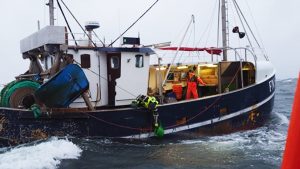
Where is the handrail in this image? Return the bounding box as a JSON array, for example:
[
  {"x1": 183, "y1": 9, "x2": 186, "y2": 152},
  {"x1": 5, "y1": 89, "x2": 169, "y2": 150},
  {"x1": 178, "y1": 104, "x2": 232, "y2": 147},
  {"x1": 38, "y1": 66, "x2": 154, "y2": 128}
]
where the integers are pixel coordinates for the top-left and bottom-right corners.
[
  {"x1": 227, "y1": 47, "x2": 258, "y2": 81},
  {"x1": 65, "y1": 32, "x2": 104, "y2": 47}
]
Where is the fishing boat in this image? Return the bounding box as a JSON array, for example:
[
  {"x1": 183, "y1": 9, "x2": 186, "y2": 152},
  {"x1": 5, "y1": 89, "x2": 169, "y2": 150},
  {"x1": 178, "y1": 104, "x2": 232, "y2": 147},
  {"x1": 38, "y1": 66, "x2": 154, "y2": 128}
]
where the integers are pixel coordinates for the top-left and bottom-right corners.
[{"x1": 0, "y1": 0, "x2": 275, "y2": 146}]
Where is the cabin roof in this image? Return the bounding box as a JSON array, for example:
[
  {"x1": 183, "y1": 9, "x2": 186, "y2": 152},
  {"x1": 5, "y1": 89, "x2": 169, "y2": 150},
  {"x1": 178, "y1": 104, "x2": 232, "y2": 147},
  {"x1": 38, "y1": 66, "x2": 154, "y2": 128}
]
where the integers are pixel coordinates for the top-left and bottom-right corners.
[
  {"x1": 67, "y1": 46, "x2": 155, "y2": 55},
  {"x1": 96, "y1": 47, "x2": 155, "y2": 55}
]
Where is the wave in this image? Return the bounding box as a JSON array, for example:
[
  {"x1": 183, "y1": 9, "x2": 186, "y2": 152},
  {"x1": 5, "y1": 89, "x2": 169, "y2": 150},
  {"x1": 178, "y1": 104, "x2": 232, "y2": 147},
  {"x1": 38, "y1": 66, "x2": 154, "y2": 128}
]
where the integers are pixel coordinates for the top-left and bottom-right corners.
[
  {"x1": 277, "y1": 78, "x2": 297, "y2": 83},
  {"x1": 179, "y1": 124, "x2": 286, "y2": 158},
  {"x1": 0, "y1": 137, "x2": 82, "y2": 169},
  {"x1": 274, "y1": 112, "x2": 289, "y2": 125}
]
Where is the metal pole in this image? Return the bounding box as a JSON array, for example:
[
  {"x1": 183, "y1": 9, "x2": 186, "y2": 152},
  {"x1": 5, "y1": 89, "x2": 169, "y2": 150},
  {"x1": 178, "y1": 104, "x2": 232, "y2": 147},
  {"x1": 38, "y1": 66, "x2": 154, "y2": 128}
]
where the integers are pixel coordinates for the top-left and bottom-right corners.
[
  {"x1": 49, "y1": 0, "x2": 55, "y2": 26},
  {"x1": 37, "y1": 20, "x2": 40, "y2": 30},
  {"x1": 162, "y1": 15, "x2": 195, "y2": 86},
  {"x1": 82, "y1": 92, "x2": 95, "y2": 111},
  {"x1": 221, "y1": 0, "x2": 228, "y2": 61},
  {"x1": 245, "y1": 48, "x2": 248, "y2": 61},
  {"x1": 157, "y1": 56, "x2": 164, "y2": 104},
  {"x1": 218, "y1": 62, "x2": 222, "y2": 94},
  {"x1": 240, "y1": 59, "x2": 244, "y2": 88}
]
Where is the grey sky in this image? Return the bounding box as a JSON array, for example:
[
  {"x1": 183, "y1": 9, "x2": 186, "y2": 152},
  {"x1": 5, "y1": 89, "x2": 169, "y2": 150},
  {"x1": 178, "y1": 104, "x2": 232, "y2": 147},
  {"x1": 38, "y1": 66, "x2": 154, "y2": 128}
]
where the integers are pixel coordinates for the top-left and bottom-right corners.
[{"x1": 0, "y1": 0, "x2": 299, "y2": 85}]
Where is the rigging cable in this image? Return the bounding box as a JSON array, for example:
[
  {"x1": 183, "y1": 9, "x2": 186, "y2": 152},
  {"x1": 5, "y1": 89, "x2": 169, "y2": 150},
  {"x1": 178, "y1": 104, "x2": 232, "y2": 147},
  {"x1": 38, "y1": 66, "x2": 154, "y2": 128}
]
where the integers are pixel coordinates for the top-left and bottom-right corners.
[
  {"x1": 71, "y1": 59, "x2": 137, "y2": 98},
  {"x1": 92, "y1": 30, "x2": 105, "y2": 47},
  {"x1": 193, "y1": 13, "x2": 202, "y2": 62},
  {"x1": 56, "y1": 0, "x2": 78, "y2": 46},
  {"x1": 195, "y1": 0, "x2": 219, "y2": 62},
  {"x1": 232, "y1": 0, "x2": 268, "y2": 60},
  {"x1": 204, "y1": 0, "x2": 219, "y2": 48},
  {"x1": 244, "y1": 0, "x2": 268, "y2": 59},
  {"x1": 59, "y1": 0, "x2": 103, "y2": 47},
  {"x1": 108, "y1": 0, "x2": 160, "y2": 47},
  {"x1": 178, "y1": 17, "x2": 195, "y2": 64},
  {"x1": 232, "y1": 1, "x2": 254, "y2": 56},
  {"x1": 162, "y1": 15, "x2": 195, "y2": 86},
  {"x1": 228, "y1": 0, "x2": 243, "y2": 58},
  {"x1": 57, "y1": 0, "x2": 141, "y2": 97}
]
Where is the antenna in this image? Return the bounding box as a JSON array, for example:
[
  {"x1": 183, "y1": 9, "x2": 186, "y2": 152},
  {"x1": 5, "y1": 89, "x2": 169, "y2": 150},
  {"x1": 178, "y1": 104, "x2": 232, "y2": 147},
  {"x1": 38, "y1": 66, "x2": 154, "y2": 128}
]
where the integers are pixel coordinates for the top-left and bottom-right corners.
[
  {"x1": 108, "y1": 0, "x2": 159, "y2": 47},
  {"x1": 48, "y1": 0, "x2": 55, "y2": 26},
  {"x1": 37, "y1": 20, "x2": 41, "y2": 30},
  {"x1": 221, "y1": 0, "x2": 229, "y2": 61}
]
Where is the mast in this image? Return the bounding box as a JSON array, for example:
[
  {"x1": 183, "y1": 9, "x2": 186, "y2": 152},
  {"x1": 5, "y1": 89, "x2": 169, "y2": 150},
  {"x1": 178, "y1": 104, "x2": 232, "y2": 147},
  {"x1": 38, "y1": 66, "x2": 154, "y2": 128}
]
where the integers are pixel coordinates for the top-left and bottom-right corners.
[
  {"x1": 49, "y1": 0, "x2": 55, "y2": 26},
  {"x1": 221, "y1": 0, "x2": 229, "y2": 61}
]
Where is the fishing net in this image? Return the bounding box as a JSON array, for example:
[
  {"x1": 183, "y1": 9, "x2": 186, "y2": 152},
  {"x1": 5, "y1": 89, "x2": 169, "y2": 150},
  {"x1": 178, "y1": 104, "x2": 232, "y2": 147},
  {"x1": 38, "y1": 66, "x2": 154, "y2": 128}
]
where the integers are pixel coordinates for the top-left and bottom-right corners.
[{"x1": 0, "y1": 80, "x2": 40, "y2": 108}]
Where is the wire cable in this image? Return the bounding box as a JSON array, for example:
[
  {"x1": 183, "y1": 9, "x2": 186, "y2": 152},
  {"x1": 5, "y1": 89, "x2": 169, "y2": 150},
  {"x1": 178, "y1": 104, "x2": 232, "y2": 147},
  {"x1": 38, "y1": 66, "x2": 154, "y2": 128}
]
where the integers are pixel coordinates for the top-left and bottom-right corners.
[
  {"x1": 232, "y1": 0, "x2": 268, "y2": 60},
  {"x1": 60, "y1": 0, "x2": 100, "y2": 47},
  {"x1": 108, "y1": 0, "x2": 159, "y2": 47},
  {"x1": 56, "y1": 0, "x2": 78, "y2": 46},
  {"x1": 71, "y1": 59, "x2": 137, "y2": 98},
  {"x1": 244, "y1": 0, "x2": 268, "y2": 58},
  {"x1": 232, "y1": 1, "x2": 254, "y2": 52},
  {"x1": 92, "y1": 30, "x2": 105, "y2": 47}
]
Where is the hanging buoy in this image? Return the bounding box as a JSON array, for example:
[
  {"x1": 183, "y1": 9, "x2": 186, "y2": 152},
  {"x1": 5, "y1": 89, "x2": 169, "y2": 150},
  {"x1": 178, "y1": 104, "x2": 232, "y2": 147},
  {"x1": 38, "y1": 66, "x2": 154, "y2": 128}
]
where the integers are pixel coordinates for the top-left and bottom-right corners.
[
  {"x1": 154, "y1": 123, "x2": 164, "y2": 138},
  {"x1": 30, "y1": 104, "x2": 41, "y2": 118},
  {"x1": 232, "y1": 26, "x2": 245, "y2": 39},
  {"x1": 153, "y1": 110, "x2": 164, "y2": 138}
]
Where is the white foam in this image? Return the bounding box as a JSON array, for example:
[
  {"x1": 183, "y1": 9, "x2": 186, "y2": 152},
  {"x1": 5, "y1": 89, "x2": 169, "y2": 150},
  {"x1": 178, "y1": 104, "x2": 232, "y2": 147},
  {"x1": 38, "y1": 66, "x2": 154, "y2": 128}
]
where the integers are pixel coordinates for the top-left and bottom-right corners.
[
  {"x1": 180, "y1": 139, "x2": 205, "y2": 145},
  {"x1": 275, "y1": 112, "x2": 289, "y2": 125},
  {"x1": 180, "y1": 126, "x2": 286, "y2": 152},
  {"x1": 279, "y1": 78, "x2": 297, "y2": 83},
  {"x1": 0, "y1": 137, "x2": 82, "y2": 169}
]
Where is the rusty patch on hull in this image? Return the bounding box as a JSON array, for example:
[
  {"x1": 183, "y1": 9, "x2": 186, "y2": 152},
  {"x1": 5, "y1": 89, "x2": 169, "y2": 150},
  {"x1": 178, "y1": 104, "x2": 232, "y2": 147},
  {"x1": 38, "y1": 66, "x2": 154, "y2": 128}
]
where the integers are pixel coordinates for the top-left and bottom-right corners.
[
  {"x1": 31, "y1": 129, "x2": 48, "y2": 140},
  {"x1": 0, "y1": 115, "x2": 8, "y2": 134},
  {"x1": 0, "y1": 117, "x2": 6, "y2": 133}
]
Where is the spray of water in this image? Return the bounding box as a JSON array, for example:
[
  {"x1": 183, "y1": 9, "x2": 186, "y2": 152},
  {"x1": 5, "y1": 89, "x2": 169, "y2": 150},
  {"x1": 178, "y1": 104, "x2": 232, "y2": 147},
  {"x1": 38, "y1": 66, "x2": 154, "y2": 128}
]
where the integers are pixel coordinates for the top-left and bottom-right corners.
[{"x1": 0, "y1": 137, "x2": 82, "y2": 169}]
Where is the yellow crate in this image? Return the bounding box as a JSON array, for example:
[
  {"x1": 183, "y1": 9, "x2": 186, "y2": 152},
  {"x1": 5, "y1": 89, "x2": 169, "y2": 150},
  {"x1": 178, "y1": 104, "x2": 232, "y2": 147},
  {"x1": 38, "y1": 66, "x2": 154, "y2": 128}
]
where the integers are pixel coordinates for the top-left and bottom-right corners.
[{"x1": 202, "y1": 78, "x2": 218, "y2": 85}]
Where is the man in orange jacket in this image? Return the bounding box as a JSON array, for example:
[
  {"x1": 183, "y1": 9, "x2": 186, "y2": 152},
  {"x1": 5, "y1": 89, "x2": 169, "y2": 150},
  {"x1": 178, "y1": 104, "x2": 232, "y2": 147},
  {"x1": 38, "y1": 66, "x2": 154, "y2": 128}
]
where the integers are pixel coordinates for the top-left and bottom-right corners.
[{"x1": 186, "y1": 70, "x2": 206, "y2": 99}]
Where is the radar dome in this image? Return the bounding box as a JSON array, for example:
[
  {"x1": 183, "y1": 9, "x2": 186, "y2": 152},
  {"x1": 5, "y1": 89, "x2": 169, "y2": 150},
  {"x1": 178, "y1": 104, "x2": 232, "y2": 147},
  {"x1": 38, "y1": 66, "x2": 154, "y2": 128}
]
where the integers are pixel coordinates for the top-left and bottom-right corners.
[{"x1": 85, "y1": 21, "x2": 100, "y2": 31}]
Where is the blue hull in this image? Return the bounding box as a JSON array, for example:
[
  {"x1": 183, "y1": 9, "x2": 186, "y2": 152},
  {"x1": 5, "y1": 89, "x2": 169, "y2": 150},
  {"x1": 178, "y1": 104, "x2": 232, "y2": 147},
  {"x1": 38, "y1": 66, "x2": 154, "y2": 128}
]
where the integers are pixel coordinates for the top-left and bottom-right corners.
[{"x1": 0, "y1": 75, "x2": 275, "y2": 146}]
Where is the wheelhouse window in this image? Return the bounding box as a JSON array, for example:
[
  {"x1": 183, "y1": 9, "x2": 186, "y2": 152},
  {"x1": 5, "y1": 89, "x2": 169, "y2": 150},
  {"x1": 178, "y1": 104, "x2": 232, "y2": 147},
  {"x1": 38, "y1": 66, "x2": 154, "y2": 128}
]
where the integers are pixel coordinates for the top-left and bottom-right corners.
[
  {"x1": 80, "y1": 54, "x2": 91, "y2": 68},
  {"x1": 135, "y1": 54, "x2": 144, "y2": 68},
  {"x1": 111, "y1": 56, "x2": 120, "y2": 69},
  {"x1": 167, "y1": 72, "x2": 174, "y2": 81}
]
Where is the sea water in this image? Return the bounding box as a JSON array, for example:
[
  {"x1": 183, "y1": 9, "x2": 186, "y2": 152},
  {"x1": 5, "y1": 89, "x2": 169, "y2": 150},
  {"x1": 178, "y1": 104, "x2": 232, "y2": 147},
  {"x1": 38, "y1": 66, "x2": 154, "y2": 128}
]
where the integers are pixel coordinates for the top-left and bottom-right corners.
[{"x1": 0, "y1": 78, "x2": 296, "y2": 169}]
